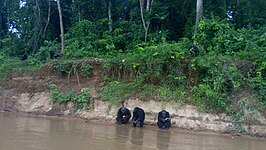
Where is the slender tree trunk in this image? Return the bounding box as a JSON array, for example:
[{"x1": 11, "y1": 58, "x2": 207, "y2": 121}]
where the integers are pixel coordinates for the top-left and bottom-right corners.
[
  {"x1": 32, "y1": 0, "x2": 41, "y2": 54},
  {"x1": 0, "y1": 0, "x2": 8, "y2": 38},
  {"x1": 139, "y1": 0, "x2": 147, "y2": 42},
  {"x1": 108, "y1": 0, "x2": 112, "y2": 32},
  {"x1": 191, "y1": 0, "x2": 203, "y2": 55},
  {"x1": 146, "y1": 0, "x2": 150, "y2": 11},
  {"x1": 43, "y1": 0, "x2": 51, "y2": 37},
  {"x1": 195, "y1": 0, "x2": 203, "y2": 33},
  {"x1": 139, "y1": 0, "x2": 154, "y2": 42},
  {"x1": 57, "y1": 0, "x2": 65, "y2": 53},
  {"x1": 78, "y1": 5, "x2": 81, "y2": 22}
]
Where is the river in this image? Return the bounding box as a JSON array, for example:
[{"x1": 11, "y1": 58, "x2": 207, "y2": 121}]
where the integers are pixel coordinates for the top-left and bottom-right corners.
[{"x1": 0, "y1": 112, "x2": 265, "y2": 150}]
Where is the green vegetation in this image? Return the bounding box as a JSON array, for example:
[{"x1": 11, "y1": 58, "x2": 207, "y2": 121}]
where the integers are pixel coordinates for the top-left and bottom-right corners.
[
  {"x1": 50, "y1": 83, "x2": 91, "y2": 109},
  {"x1": 0, "y1": 0, "x2": 265, "y2": 132},
  {"x1": 50, "y1": 60, "x2": 93, "y2": 77},
  {"x1": 100, "y1": 19, "x2": 265, "y2": 132}
]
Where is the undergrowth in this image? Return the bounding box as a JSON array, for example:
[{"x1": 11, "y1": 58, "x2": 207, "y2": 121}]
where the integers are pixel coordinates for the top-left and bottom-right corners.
[
  {"x1": 99, "y1": 19, "x2": 266, "y2": 132},
  {"x1": 49, "y1": 83, "x2": 91, "y2": 109},
  {"x1": 50, "y1": 60, "x2": 93, "y2": 77}
]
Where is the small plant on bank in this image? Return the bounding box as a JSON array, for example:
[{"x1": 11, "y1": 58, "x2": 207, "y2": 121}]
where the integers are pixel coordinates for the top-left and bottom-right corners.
[
  {"x1": 80, "y1": 63, "x2": 93, "y2": 77},
  {"x1": 230, "y1": 99, "x2": 263, "y2": 133},
  {"x1": 50, "y1": 61, "x2": 74, "y2": 75},
  {"x1": 49, "y1": 83, "x2": 60, "y2": 103},
  {"x1": 101, "y1": 80, "x2": 142, "y2": 105},
  {"x1": 0, "y1": 63, "x2": 9, "y2": 79},
  {"x1": 49, "y1": 83, "x2": 91, "y2": 109},
  {"x1": 74, "y1": 88, "x2": 91, "y2": 109},
  {"x1": 191, "y1": 84, "x2": 228, "y2": 113}
]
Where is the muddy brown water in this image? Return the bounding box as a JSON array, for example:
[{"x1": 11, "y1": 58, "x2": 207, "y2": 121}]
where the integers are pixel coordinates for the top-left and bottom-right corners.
[{"x1": 0, "y1": 112, "x2": 265, "y2": 150}]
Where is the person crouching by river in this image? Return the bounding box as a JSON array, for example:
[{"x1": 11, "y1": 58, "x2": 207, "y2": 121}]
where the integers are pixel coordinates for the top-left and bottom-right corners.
[
  {"x1": 132, "y1": 107, "x2": 145, "y2": 128},
  {"x1": 157, "y1": 110, "x2": 171, "y2": 129},
  {"x1": 116, "y1": 106, "x2": 131, "y2": 125}
]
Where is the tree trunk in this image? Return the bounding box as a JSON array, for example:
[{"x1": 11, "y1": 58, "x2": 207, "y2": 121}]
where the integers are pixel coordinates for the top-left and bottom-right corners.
[
  {"x1": 108, "y1": 0, "x2": 112, "y2": 32},
  {"x1": 32, "y1": 0, "x2": 41, "y2": 54},
  {"x1": 195, "y1": 0, "x2": 203, "y2": 33},
  {"x1": 43, "y1": 0, "x2": 51, "y2": 37},
  {"x1": 139, "y1": 0, "x2": 154, "y2": 42},
  {"x1": 0, "y1": 0, "x2": 8, "y2": 38},
  {"x1": 57, "y1": 0, "x2": 65, "y2": 53}
]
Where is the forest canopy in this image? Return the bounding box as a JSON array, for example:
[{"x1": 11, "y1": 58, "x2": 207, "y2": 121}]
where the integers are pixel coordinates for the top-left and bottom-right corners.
[{"x1": 0, "y1": 0, "x2": 265, "y2": 57}]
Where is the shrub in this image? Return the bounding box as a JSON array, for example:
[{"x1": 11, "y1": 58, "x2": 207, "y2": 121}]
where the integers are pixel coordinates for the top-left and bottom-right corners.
[
  {"x1": 191, "y1": 84, "x2": 228, "y2": 112},
  {"x1": 101, "y1": 80, "x2": 142, "y2": 105},
  {"x1": 49, "y1": 83, "x2": 91, "y2": 109},
  {"x1": 230, "y1": 99, "x2": 263, "y2": 133},
  {"x1": 50, "y1": 60, "x2": 93, "y2": 77},
  {"x1": 74, "y1": 88, "x2": 90, "y2": 109}
]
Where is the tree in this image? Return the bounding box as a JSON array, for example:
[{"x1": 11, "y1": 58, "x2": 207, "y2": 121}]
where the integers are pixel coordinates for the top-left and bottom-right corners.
[
  {"x1": 43, "y1": 0, "x2": 51, "y2": 37},
  {"x1": 195, "y1": 0, "x2": 203, "y2": 33},
  {"x1": 0, "y1": 0, "x2": 7, "y2": 38},
  {"x1": 31, "y1": 0, "x2": 42, "y2": 54},
  {"x1": 57, "y1": 0, "x2": 65, "y2": 53},
  {"x1": 139, "y1": 0, "x2": 154, "y2": 42},
  {"x1": 227, "y1": 0, "x2": 266, "y2": 28},
  {"x1": 108, "y1": 0, "x2": 113, "y2": 31}
]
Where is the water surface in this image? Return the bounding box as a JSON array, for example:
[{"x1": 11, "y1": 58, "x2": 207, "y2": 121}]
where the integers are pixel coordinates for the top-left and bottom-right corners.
[{"x1": 0, "y1": 112, "x2": 265, "y2": 150}]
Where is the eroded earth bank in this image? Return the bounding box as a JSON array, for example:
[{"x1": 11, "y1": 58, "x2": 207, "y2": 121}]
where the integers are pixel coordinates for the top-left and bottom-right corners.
[{"x1": 0, "y1": 61, "x2": 266, "y2": 138}]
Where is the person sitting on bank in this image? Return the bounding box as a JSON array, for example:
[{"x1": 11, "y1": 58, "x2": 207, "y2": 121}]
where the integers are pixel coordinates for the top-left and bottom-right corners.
[{"x1": 157, "y1": 110, "x2": 171, "y2": 129}]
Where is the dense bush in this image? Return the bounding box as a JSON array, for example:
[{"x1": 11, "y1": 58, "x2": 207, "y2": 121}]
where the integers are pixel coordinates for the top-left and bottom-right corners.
[
  {"x1": 103, "y1": 40, "x2": 189, "y2": 86},
  {"x1": 193, "y1": 19, "x2": 266, "y2": 111}
]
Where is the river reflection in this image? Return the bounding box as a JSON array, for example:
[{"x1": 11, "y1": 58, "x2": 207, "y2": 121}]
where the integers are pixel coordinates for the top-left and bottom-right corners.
[
  {"x1": 0, "y1": 112, "x2": 266, "y2": 150},
  {"x1": 130, "y1": 128, "x2": 144, "y2": 148},
  {"x1": 156, "y1": 130, "x2": 171, "y2": 150}
]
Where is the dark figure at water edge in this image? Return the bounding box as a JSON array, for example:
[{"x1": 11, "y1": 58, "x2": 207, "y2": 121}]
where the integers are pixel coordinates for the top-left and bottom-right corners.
[
  {"x1": 116, "y1": 106, "x2": 131, "y2": 125},
  {"x1": 157, "y1": 110, "x2": 171, "y2": 129},
  {"x1": 132, "y1": 107, "x2": 145, "y2": 128}
]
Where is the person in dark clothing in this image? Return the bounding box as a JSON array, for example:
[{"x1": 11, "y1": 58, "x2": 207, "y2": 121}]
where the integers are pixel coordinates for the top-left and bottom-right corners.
[
  {"x1": 132, "y1": 107, "x2": 145, "y2": 127},
  {"x1": 157, "y1": 110, "x2": 171, "y2": 129},
  {"x1": 116, "y1": 106, "x2": 131, "y2": 125}
]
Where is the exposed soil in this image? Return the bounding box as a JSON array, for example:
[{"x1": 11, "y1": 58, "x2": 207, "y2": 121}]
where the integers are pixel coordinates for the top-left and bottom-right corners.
[{"x1": 0, "y1": 60, "x2": 266, "y2": 138}]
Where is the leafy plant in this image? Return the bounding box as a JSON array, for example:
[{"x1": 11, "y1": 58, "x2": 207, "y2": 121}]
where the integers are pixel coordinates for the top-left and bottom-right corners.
[
  {"x1": 50, "y1": 61, "x2": 73, "y2": 75},
  {"x1": 0, "y1": 62, "x2": 9, "y2": 79},
  {"x1": 50, "y1": 60, "x2": 93, "y2": 77},
  {"x1": 49, "y1": 83, "x2": 90, "y2": 109},
  {"x1": 191, "y1": 84, "x2": 228, "y2": 113},
  {"x1": 49, "y1": 83, "x2": 60, "y2": 103},
  {"x1": 249, "y1": 63, "x2": 266, "y2": 108},
  {"x1": 80, "y1": 63, "x2": 93, "y2": 77},
  {"x1": 74, "y1": 88, "x2": 90, "y2": 109},
  {"x1": 101, "y1": 80, "x2": 142, "y2": 105},
  {"x1": 230, "y1": 99, "x2": 263, "y2": 133}
]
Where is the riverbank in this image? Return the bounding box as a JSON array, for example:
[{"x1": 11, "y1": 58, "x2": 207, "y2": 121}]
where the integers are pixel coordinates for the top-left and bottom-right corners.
[{"x1": 0, "y1": 61, "x2": 266, "y2": 138}]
